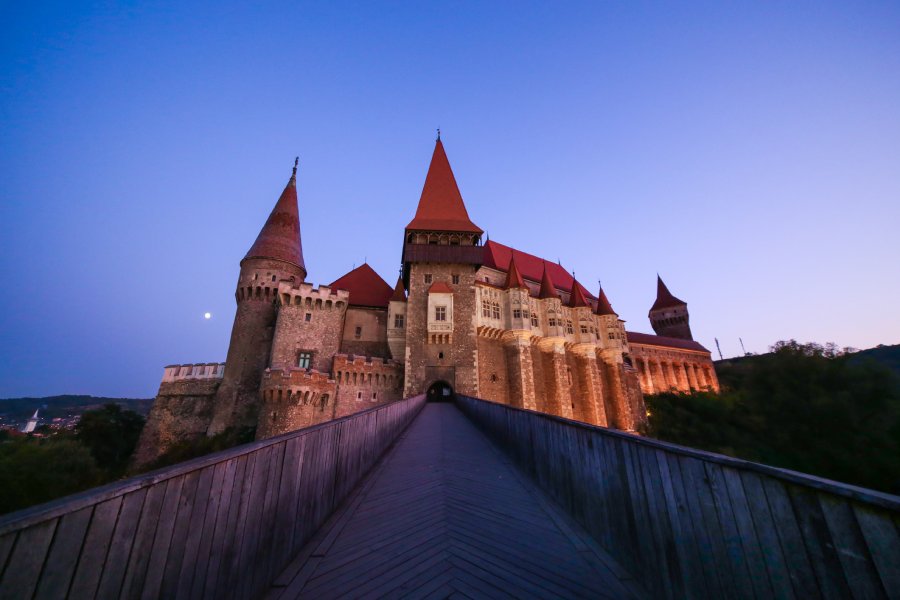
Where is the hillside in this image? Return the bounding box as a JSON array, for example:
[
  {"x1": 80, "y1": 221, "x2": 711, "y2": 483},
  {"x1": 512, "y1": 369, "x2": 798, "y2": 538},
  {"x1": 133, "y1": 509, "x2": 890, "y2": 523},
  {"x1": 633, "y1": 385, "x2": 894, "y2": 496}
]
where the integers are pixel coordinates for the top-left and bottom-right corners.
[
  {"x1": 0, "y1": 395, "x2": 153, "y2": 428},
  {"x1": 646, "y1": 341, "x2": 900, "y2": 495}
]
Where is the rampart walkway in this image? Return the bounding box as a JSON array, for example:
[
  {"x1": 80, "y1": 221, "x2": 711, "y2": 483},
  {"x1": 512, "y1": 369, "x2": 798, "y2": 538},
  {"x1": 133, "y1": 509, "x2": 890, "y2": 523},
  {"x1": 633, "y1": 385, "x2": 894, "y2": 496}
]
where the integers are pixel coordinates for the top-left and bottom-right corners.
[{"x1": 267, "y1": 403, "x2": 643, "y2": 599}]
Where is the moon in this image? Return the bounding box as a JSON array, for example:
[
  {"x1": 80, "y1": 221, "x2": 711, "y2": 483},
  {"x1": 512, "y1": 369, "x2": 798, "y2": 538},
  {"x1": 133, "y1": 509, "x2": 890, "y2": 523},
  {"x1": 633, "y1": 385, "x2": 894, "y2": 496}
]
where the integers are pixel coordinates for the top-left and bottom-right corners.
[{"x1": 204, "y1": 312, "x2": 211, "y2": 320}]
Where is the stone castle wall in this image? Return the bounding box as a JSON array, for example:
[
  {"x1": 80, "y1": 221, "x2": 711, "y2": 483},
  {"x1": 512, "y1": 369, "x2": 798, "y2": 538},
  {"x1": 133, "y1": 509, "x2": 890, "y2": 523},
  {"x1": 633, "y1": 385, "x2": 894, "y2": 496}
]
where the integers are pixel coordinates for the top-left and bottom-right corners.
[
  {"x1": 340, "y1": 307, "x2": 391, "y2": 359},
  {"x1": 332, "y1": 354, "x2": 404, "y2": 418},
  {"x1": 269, "y1": 282, "x2": 348, "y2": 372},
  {"x1": 257, "y1": 368, "x2": 337, "y2": 439}
]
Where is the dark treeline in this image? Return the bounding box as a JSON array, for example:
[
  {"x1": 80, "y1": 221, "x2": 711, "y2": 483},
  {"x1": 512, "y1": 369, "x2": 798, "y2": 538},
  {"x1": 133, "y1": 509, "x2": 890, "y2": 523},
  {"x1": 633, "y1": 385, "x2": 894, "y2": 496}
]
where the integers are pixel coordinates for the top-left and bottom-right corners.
[{"x1": 645, "y1": 341, "x2": 900, "y2": 495}]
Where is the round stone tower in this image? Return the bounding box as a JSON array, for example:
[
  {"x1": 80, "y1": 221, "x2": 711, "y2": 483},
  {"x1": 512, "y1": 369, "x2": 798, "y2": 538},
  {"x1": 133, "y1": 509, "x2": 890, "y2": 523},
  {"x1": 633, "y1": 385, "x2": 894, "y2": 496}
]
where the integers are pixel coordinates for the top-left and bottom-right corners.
[
  {"x1": 208, "y1": 160, "x2": 307, "y2": 435},
  {"x1": 649, "y1": 275, "x2": 693, "y2": 341}
]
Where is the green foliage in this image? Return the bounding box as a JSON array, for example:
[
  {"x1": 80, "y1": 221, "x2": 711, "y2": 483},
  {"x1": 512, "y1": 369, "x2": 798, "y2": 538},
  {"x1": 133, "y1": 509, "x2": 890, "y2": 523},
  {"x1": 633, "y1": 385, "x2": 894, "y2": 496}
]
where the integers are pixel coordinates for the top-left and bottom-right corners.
[
  {"x1": 646, "y1": 340, "x2": 900, "y2": 494},
  {"x1": 139, "y1": 426, "x2": 256, "y2": 473},
  {"x1": 0, "y1": 438, "x2": 102, "y2": 515},
  {"x1": 76, "y1": 403, "x2": 146, "y2": 477}
]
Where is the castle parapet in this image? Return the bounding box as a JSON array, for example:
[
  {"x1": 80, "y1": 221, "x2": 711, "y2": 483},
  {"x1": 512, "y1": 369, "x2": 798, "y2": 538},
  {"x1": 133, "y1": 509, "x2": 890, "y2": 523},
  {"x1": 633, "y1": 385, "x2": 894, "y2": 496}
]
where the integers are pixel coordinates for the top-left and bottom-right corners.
[
  {"x1": 161, "y1": 362, "x2": 225, "y2": 383},
  {"x1": 276, "y1": 281, "x2": 350, "y2": 309}
]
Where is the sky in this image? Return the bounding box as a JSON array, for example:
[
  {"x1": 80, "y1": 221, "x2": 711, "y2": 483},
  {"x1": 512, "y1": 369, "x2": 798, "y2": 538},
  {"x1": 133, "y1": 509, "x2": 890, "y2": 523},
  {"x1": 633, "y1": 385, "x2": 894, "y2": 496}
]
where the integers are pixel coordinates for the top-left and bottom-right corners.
[{"x1": 1, "y1": 1, "x2": 898, "y2": 398}]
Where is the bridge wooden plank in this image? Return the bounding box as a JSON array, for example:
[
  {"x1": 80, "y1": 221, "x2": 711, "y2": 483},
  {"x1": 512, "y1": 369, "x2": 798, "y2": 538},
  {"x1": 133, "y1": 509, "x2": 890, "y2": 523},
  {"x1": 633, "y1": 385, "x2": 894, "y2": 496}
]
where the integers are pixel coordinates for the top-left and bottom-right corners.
[
  {"x1": 0, "y1": 533, "x2": 15, "y2": 583},
  {"x1": 0, "y1": 519, "x2": 56, "y2": 600},
  {"x1": 272, "y1": 436, "x2": 304, "y2": 564},
  {"x1": 205, "y1": 454, "x2": 246, "y2": 600},
  {"x1": 853, "y1": 503, "x2": 900, "y2": 596},
  {"x1": 70, "y1": 495, "x2": 122, "y2": 599},
  {"x1": 739, "y1": 470, "x2": 796, "y2": 599},
  {"x1": 787, "y1": 484, "x2": 853, "y2": 600},
  {"x1": 185, "y1": 461, "x2": 227, "y2": 600},
  {"x1": 257, "y1": 440, "x2": 287, "y2": 593},
  {"x1": 818, "y1": 494, "x2": 886, "y2": 599},
  {"x1": 223, "y1": 449, "x2": 259, "y2": 599},
  {"x1": 759, "y1": 476, "x2": 822, "y2": 599},
  {"x1": 174, "y1": 464, "x2": 217, "y2": 599},
  {"x1": 660, "y1": 451, "x2": 710, "y2": 599},
  {"x1": 95, "y1": 487, "x2": 148, "y2": 600},
  {"x1": 33, "y1": 506, "x2": 92, "y2": 600},
  {"x1": 120, "y1": 481, "x2": 167, "y2": 598},
  {"x1": 140, "y1": 475, "x2": 185, "y2": 599},
  {"x1": 159, "y1": 468, "x2": 203, "y2": 598},
  {"x1": 703, "y1": 461, "x2": 755, "y2": 600}
]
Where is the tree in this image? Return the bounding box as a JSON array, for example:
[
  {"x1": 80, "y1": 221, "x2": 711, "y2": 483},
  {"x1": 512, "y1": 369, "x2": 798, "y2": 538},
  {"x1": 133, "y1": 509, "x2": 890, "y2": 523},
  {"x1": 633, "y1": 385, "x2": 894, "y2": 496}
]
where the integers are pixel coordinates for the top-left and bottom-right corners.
[{"x1": 75, "y1": 403, "x2": 145, "y2": 477}]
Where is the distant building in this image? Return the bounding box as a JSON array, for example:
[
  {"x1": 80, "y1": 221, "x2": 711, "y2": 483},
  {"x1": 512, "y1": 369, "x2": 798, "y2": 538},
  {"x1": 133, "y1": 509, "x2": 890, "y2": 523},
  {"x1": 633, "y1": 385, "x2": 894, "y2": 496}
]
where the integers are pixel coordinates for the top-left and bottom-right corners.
[
  {"x1": 22, "y1": 409, "x2": 39, "y2": 433},
  {"x1": 134, "y1": 140, "x2": 719, "y2": 466}
]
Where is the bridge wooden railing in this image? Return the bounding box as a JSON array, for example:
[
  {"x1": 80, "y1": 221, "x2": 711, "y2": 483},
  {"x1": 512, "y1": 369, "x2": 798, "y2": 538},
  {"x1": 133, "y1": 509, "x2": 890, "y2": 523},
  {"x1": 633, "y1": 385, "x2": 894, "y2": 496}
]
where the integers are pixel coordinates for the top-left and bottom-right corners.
[
  {"x1": 456, "y1": 395, "x2": 900, "y2": 600},
  {"x1": 0, "y1": 394, "x2": 425, "y2": 600}
]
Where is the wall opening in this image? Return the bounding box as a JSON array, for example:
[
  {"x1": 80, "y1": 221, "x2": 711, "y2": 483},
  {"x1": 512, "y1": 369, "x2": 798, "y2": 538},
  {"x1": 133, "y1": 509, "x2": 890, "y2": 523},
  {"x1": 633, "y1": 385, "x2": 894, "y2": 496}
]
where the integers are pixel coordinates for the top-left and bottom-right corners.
[{"x1": 426, "y1": 381, "x2": 454, "y2": 402}]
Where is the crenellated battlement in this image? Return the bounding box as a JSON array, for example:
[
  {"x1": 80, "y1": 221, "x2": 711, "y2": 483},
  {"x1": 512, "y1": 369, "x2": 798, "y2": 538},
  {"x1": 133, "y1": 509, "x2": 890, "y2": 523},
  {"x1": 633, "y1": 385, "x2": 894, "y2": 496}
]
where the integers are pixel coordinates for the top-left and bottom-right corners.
[
  {"x1": 276, "y1": 281, "x2": 349, "y2": 310},
  {"x1": 161, "y1": 362, "x2": 224, "y2": 383}
]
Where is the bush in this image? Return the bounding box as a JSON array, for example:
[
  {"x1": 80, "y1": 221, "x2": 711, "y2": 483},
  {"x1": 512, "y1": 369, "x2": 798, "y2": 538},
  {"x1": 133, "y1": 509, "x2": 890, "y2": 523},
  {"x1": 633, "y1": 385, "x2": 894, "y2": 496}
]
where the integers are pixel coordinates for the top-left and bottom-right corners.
[{"x1": 140, "y1": 426, "x2": 256, "y2": 472}]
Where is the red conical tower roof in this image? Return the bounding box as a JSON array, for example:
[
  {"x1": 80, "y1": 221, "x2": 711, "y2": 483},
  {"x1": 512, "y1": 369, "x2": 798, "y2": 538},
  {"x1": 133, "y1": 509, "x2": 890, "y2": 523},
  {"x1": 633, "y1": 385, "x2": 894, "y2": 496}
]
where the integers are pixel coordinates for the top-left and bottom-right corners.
[
  {"x1": 390, "y1": 275, "x2": 407, "y2": 302},
  {"x1": 650, "y1": 275, "x2": 686, "y2": 311},
  {"x1": 244, "y1": 159, "x2": 305, "y2": 274},
  {"x1": 504, "y1": 255, "x2": 528, "y2": 290},
  {"x1": 538, "y1": 265, "x2": 560, "y2": 300},
  {"x1": 405, "y1": 139, "x2": 483, "y2": 234},
  {"x1": 596, "y1": 285, "x2": 617, "y2": 316},
  {"x1": 568, "y1": 280, "x2": 590, "y2": 308}
]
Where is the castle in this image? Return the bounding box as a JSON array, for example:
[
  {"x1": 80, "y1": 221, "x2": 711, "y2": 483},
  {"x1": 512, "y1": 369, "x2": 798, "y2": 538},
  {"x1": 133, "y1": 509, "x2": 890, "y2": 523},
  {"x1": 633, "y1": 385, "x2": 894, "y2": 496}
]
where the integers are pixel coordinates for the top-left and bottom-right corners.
[{"x1": 134, "y1": 139, "x2": 719, "y2": 466}]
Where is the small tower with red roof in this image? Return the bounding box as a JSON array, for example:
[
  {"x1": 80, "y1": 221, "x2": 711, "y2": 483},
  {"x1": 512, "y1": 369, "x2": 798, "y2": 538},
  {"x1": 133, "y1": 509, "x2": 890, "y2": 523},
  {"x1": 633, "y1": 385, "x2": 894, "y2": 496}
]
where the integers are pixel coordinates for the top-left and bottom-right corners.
[
  {"x1": 209, "y1": 160, "x2": 308, "y2": 435},
  {"x1": 649, "y1": 276, "x2": 693, "y2": 340},
  {"x1": 387, "y1": 275, "x2": 408, "y2": 362}
]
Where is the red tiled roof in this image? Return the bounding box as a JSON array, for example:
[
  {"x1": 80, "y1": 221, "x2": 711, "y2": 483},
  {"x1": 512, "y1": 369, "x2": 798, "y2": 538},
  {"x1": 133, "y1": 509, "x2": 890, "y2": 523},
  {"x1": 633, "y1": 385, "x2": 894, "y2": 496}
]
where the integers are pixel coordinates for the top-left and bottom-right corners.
[
  {"x1": 428, "y1": 281, "x2": 453, "y2": 294},
  {"x1": 482, "y1": 240, "x2": 596, "y2": 299},
  {"x1": 650, "y1": 275, "x2": 686, "y2": 311},
  {"x1": 504, "y1": 255, "x2": 528, "y2": 290},
  {"x1": 568, "y1": 280, "x2": 590, "y2": 308},
  {"x1": 406, "y1": 140, "x2": 483, "y2": 234},
  {"x1": 626, "y1": 331, "x2": 709, "y2": 352},
  {"x1": 329, "y1": 264, "x2": 393, "y2": 308},
  {"x1": 596, "y1": 286, "x2": 617, "y2": 316},
  {"x1": 244, "y1": 164, "x2": 305, "y2": 271},
  {"x1": 390, "y1": 276, "x2": 407, "y2": 302}
]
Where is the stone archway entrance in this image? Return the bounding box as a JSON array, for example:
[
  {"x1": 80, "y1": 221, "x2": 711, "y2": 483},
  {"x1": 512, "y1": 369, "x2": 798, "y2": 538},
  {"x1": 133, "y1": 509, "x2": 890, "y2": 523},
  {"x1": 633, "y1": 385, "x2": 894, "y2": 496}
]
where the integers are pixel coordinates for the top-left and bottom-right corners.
[{"x1": 427, "y1": 381, "x2": 454, "y2": 402}]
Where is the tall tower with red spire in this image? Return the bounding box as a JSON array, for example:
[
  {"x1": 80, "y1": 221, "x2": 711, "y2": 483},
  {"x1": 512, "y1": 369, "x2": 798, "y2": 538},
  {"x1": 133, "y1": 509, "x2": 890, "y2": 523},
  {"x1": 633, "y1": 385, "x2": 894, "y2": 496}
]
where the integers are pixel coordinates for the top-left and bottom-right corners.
[
  {"x1": 401, "y1": 137, "x2": 484, "y2": 398},
  {"x1": 649, "y1": 275, "x2": 693, "y2": 340},
  {"x1": 209, "y1": 160, "x2": 308, "y2": 434}
]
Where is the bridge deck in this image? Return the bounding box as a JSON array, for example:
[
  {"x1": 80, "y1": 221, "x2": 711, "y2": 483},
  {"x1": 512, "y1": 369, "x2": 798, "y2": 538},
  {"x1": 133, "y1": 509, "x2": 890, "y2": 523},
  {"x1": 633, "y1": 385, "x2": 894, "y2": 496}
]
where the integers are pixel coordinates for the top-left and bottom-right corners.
[{"x1": 266, "y1": 403, "x2": 644, "y2": 599}]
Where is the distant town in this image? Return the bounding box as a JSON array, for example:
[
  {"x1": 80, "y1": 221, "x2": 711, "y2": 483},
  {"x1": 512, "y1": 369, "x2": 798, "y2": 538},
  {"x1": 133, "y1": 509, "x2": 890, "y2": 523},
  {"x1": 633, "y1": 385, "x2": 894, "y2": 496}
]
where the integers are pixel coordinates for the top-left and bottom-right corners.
[{"x1": 0, "y1": 395, "x2": 152, "y2": 436}]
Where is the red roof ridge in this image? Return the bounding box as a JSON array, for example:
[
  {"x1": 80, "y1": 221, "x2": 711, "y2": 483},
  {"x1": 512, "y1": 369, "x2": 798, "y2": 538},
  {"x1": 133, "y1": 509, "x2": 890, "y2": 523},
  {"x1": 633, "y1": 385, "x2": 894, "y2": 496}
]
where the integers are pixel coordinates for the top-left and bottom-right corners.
[
  {"x1": 650, "y1": 275, "x2": 686, "y2": 311},
  {"x1": 390, "y1": 276, "x2": 406, "y2": 302},
  {"x1": 538, "y1": 265, "x2": 560, "y2": 300},
  {"x1": 504, "y1": 254, "x2": 528, "y2": 290},
  {"x1": 329, "y1": 263, "x2": 393, "y2": 308},
  {"x1": 428, "y1": 281, "x2": 453, "y2": 294},
  {"x1": 482, "y1": 240, "x2": 595, "y2": 300},
  {"x1": 405, "y1": 139, "x2": 483, "y2": 234},
  {"x1": 243, "y1": 161, "x2": 305, "y2": 273}
]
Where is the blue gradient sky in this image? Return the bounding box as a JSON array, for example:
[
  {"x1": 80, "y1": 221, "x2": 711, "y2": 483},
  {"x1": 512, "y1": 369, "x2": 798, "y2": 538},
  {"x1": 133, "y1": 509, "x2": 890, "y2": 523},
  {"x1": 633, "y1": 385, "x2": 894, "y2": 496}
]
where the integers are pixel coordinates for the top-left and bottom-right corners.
[{"x1": 1, "y1": 2, "x2": 898, "y2": 398}]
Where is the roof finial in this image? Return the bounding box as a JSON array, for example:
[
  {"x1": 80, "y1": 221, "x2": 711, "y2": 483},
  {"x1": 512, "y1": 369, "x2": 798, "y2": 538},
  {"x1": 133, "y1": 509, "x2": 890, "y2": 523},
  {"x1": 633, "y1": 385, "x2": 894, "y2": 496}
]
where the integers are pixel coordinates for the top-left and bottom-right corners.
[
  {"x1": 436, "y1": 127, "x2": 441, "y2": 141},
  {"x1": 292, "y1": 156, "x2": 299, "y2": 177}
]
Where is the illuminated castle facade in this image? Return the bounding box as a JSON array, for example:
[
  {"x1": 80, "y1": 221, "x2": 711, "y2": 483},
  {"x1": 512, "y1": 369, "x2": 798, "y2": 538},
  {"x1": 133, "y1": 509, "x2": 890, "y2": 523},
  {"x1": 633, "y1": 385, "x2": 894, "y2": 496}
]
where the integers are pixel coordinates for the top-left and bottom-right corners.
[{"x1": 135, "y1": 140, "x2": 719, "y2": 465}]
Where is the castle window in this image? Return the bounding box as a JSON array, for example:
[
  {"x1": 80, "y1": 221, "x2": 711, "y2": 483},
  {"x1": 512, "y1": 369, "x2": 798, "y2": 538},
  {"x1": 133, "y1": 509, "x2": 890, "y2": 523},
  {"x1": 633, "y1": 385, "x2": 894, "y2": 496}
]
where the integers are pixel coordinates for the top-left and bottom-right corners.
[
  {"x1": 424, "y1": 273, "x2": 433, "y2": 284},
  {"x1": 355, "y1": 326, "x2": 362, "y2": 339},
  {"x1": 513, "y1": 309, "x2": 522, "y2": 319},
  {"x1": 580, "y1": 325, "x2": 588, "y2": 334},
  {"x1": 609, "y1": 332, "x2": 615, "y2": 340},
  {"x1": 272, "y1": 275, "x2": 276, "y2": 282},
  {"x1": 531, "y1": 314, "x2": 539, "y2": 327},
  {"x1": 394, "y1": 314, "x2": 404, "y2": 328},
  {"x1": 566, "y1": 320, "x2": 573, "y2": 334},
  {"x1": 490, "y1": 374, "x2": 497, "y2": 382},
  {"x1": 491, "y1": 302, "x2": 500, "y2": 320},
  {"x1": 357, "y1": 391, "x2": 362, "y2": 400},
  {"x1": 305, "y1": 312, "x2": 312, "y2": 322},
  {"x1": 297, "y1": 352, "x2": 312, "y2": 369},
  {"x1": 435, "y1": 306, "x2": 447, "y2": 321},
  {"x1": 254, "y1": 273, "x2": 259, "y2": 280},
  {"x1": 452, "y1": 274, "x2": 460, "y2": 284},
  {"x1": 549, "y1": 318, "x2": 557, "y2": 327},
  {"x1": 482, "y1": 300, "x2": 491, "y2": 318},
  {"x1": 372, "y1": 392, "x2": 377, "y2": 400},
  {"x1": 439, "y1": 352, "x2": 444, "y2": 359}
]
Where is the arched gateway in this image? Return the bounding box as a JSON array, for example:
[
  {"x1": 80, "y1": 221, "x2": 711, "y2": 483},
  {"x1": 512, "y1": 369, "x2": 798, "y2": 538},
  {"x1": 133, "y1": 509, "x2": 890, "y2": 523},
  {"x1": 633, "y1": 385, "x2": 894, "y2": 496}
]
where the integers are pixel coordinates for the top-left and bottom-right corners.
[{"x1": 426, "y1": 381, "x2": 454, "y2": 402}]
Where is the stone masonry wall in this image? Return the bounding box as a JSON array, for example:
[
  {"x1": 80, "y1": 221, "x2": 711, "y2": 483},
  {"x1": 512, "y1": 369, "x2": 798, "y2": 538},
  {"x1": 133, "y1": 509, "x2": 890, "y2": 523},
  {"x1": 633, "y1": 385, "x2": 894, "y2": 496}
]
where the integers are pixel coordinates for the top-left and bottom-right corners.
[
  {"x1": 332, "y1": 354, "x2": 404, "y2": 418},
  {"x1": 257, "y1": 369, "x2": 337, "y2": 439},
  {"x1": 269, "y1": 283, "x2": 348, "y2": 373},
  {"x1": 340, "y1": 308, "x2": 391, "y2": 359},
  {"x1": 476, "y1": 336, "x2": 510, "y2": 406},
  {"x1": 404, "y1": 263, "x2": 479, "y2": 397},
  {"x1": 132, "y1": 378, "x2": 220, "y2": 468}
]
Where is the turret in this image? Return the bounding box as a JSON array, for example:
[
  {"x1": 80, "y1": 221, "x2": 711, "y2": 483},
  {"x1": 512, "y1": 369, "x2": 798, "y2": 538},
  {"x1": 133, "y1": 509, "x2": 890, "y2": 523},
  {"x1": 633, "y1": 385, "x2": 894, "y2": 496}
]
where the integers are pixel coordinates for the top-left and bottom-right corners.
[
  {"x1": 401, "y1": 135, "x2": 483, "y2": 398},
  {"x1": 209, "y1": 159, "x2": 308, "y2": 435},
  {"x1": 387, "y1": 276, "x2": 408, "y2": 362},
  {"x1": 649, "y1": 275, "x2": 693, "y2": 340}
]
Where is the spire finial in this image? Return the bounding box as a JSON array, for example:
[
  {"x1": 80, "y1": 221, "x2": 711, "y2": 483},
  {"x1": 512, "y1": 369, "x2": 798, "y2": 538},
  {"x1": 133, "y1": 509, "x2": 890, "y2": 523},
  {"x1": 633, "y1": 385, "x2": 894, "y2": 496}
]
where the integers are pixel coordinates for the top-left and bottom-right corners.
[
  {"x1": 436, "y1": 127, "x2": 441, "y2": 141},
  {"x1": 292, "y1": 156, "x2": 299, "y2": 177}
]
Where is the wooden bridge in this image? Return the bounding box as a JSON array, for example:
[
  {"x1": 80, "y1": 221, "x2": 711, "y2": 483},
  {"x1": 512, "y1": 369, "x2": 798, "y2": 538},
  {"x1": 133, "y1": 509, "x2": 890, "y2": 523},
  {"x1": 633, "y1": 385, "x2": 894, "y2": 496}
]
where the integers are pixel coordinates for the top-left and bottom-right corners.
[{"x1": 1, "y1": 394, "x2": 899, "y2": 599}]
